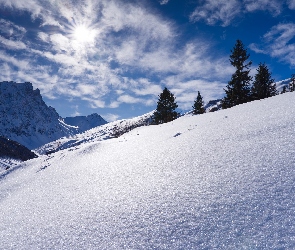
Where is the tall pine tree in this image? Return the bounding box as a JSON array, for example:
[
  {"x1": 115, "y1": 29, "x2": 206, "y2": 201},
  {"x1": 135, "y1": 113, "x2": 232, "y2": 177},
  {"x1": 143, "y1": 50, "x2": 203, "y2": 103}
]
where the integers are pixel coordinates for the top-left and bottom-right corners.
[
  {"x1": 251, "y1": 63, "x2": 277, "y2": 100},
  {"x1": 192, "y1": 91, "x2": 205, "y2": 115},
  {"x1": 153, "y1": 87, "x2": 178, "y2": 124},
  {"x1": 222, "y1": 40, "x2": 252, "y2": 109}
]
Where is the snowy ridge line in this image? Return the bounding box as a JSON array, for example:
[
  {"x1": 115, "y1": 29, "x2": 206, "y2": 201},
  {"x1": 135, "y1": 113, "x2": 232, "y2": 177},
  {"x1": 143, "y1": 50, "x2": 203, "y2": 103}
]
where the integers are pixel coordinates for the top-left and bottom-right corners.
[{"x1": 34, "y1": 111, "x2": 154, "y2": 155}]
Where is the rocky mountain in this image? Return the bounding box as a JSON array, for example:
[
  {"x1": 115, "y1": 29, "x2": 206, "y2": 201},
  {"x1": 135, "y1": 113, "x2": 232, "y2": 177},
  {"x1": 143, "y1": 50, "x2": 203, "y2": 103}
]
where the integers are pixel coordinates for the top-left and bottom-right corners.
[
  {"x1": 0, "y1": 81, "x2": 79, "y2": 149},
  {"x1": 0, "y1": 136, "x2": 37, "y2": 162},
  {"x1": 64, "y1": 113, "x2": 107, "y2": 133}
]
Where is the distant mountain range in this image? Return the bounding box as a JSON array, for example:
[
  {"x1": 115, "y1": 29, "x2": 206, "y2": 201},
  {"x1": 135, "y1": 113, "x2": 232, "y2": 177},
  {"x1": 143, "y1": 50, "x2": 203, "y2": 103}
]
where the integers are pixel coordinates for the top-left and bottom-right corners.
[{"x1": 0, "y1": 81, "x2": 107, "y2": 149}]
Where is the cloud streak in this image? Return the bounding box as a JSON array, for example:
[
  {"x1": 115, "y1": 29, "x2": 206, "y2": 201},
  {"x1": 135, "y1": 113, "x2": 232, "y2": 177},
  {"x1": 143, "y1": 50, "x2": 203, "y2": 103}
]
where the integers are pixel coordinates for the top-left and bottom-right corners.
[
  {"x1": 250, "y1": 23, "x2": 295, "y2": 66},
  {"x1": 190, "y1": 0, "x2": 289, "y2": 26},
  {"x1": 190, "y1": 0, "x2": 241, "y2": 27}
]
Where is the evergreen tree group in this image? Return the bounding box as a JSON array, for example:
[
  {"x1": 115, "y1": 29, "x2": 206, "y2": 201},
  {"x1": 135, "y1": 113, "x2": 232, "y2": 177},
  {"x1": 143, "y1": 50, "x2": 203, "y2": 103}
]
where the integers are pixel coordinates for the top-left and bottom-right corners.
[
  {"x1": 153, "y1": 87, "x2": 179, "y2": 124},
  {"x1": 151, "y1": 39, "x2": 292, "y2": 125},
  {"x1": 222, "y1": 39, "x2": 280, "y2": 109}
]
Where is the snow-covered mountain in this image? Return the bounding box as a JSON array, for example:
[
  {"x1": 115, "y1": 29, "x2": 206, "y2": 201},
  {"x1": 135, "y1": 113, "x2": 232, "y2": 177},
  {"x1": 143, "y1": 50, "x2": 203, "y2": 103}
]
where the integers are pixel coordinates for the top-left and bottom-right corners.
[
  {"x1": 64, "y1": 113, "x2": 107, "y2": 133},
  {"x1": 1, "y1": 92, "x2": 295, "y2": 249},
  {"x1": 0, "y1": 81, "x2": 109, "y2": 150},
  {"x1": 0, "y1": 81, "x2": 79, "y2": 149}
]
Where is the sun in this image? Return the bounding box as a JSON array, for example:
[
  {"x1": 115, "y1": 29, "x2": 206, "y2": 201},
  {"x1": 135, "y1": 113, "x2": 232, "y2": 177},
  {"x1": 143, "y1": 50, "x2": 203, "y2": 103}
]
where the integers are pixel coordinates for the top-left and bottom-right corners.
[{"x1": 73, "y1": 25, "x2": 94, "y2": 44}]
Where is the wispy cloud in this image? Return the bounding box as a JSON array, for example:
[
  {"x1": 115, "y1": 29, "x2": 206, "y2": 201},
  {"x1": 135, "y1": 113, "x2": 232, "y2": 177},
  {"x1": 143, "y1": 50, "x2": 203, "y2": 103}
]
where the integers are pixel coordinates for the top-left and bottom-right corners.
[
  {"x1": 190, "y1": 0, "x2": 241, "y2": 27},
  {"x1": 250, "y1": 23, "x2": 295, "y2": 66},
  {"x1": 0, "y1": 36, "x2": 27, "y2": 50},
  {"x1": 159, "y1": 0, "x2": 170, "y2": 5},
  {"x1": 0, "y1": 18, "x2": 26, "y2": 38},
  {"x1": 190, "y1": 0, "x2": 289, "y2": 27},
  {"x1": 243, "y1": 0, "x2": 283, "y2": 15},
  {"x1": 287, "y1": 0, "x2": 295, "y2": 9}
]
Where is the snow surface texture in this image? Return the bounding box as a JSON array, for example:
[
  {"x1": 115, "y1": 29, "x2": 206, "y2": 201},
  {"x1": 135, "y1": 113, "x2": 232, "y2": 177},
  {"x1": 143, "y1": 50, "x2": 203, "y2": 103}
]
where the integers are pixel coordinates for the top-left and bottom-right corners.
[{"x1": 1, "y1": 93, "x2": 295, "y2": 249}]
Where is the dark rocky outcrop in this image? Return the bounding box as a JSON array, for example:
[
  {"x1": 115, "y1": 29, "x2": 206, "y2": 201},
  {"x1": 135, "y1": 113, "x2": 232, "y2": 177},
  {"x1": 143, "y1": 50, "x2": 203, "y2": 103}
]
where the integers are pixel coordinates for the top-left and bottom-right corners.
[{"x1": 0, "y1": 136, "x2": 37, "y2": 161}]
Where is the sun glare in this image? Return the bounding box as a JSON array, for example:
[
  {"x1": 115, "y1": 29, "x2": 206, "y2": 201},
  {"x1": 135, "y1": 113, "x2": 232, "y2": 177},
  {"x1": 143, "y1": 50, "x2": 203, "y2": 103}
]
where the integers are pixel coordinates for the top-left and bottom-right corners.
[{"x1": 73, "y1": 25, "x2": 94, "y2": 44}]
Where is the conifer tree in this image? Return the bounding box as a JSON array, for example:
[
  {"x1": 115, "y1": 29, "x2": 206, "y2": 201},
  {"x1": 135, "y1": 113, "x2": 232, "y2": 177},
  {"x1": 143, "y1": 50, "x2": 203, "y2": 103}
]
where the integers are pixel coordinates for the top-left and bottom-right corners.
[
  {"x1": 222, "y1": 40, "x2": 252, "y2": 109},
  {"x1": 192, "y1": 91, "x2": 205, "y2": 115},
  {"x1": 251, "y1": 63, "x2": 277, "y2": 100},
  {"x1": 153, "y1": 87, "x2": 178, "y2": 124}
]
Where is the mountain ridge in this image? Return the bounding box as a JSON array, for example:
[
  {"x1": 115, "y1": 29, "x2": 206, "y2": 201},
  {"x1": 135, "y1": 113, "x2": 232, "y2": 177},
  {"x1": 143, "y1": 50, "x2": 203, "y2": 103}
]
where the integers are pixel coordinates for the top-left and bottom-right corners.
[{"x1": 0, "y1": 81, "x2": 107, "y2": 149}]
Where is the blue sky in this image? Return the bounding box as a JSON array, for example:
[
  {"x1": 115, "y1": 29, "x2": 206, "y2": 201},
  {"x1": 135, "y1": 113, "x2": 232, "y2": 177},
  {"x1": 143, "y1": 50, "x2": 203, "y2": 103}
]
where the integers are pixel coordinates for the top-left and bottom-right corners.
[{"x1": 0, "y1": 0, "x2": 295, "y2": 121}]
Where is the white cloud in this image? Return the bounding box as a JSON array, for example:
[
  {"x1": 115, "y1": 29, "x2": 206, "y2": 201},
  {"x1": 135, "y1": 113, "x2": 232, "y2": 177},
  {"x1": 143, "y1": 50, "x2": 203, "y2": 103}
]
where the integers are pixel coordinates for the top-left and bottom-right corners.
[
  {"x1": 287, "y1": 0, "x2": 295, "y2": 9},
  {"x1": 88, "y1": 99, "x2": 105, "y2": 109},
  {"x1": 117, "y1": 95, "x2": 144, "y2": 104},
  {"x1": 0, "y1": 0, "x2": 42, "y2": 19},
  {"x1": 0, "y1": 50, "x2": 30, "y2": 69},
  {"x1": 38, "y1": 32, "x2": 50, "y2": 43},
  {"x1": 250, "y1": 23, "x2": 295, "y2": 66},
  {"x1": 190, "y1": 0, "x2": 241, "y2": 27},
  {"x1": 248, "y1": 43, "x2": 267, "y2": 54},
  {"x1": 243, "y1": 0, "x2": 283, "y2": 16},
  {"x1": 0, "y1": 18, "x2": 26, "y2": 38},
  {"x1": 132, "y1": 82, "x2": 163, "y2": 96},
  {"x1": 189, "y1": 0, "x2": 286, "y2": 27},
  {"x1": 159, "y1": 0, "x2": 169, "y2": 5},
  {"x1": 49, "y1": 34, "x2": 71, "y2": 53},
  {"x1": 104, "y1": 113, "x2": 120, "y2": 122},
  {"x1": 0, "y1": 36, "x2": 26, "y2": 50}
]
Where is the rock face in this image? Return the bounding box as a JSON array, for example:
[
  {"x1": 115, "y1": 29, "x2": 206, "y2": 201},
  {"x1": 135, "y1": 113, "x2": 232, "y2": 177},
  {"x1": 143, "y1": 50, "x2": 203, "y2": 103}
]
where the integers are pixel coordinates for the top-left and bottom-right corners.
[
  {"x1": 64, "y1": 113, "x2": 107, "y2": 133},
  {"x1": 0, "y1": 81, "x2": 78, "y2": 149},
  {"x1": 0, "y1": 136, "x2": 37, "y2": 161}
]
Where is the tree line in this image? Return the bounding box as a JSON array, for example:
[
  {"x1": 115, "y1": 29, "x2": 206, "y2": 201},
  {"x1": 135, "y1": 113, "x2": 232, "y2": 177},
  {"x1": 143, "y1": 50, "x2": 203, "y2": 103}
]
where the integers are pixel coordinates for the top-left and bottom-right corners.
[{"x1": 153, "y1": 39, "x2": 294, "y2": 125}]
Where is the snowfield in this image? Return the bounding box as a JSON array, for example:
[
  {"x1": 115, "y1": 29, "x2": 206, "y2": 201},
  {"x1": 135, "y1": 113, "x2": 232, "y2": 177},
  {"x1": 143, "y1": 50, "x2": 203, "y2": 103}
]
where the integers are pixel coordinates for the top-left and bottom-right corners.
[{"x1": 1, "y1": 93, "x2": 295, "y2": 249}]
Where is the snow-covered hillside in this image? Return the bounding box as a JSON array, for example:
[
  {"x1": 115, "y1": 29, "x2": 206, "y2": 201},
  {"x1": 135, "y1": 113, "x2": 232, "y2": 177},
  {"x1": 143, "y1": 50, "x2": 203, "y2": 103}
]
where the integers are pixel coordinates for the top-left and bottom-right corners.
[
  {"x1": 35, "y1": 111, "x2": 154, "y2": 155},
  {"x1": 1, "y1": 93, "x2": 295, "y2": 249}
]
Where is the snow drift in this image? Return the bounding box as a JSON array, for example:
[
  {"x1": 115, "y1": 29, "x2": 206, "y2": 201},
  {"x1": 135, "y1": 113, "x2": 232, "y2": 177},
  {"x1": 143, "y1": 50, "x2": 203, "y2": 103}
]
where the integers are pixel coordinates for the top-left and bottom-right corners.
[{"x1": 1, "y1": 93, "x2": 295, "y2": 249}]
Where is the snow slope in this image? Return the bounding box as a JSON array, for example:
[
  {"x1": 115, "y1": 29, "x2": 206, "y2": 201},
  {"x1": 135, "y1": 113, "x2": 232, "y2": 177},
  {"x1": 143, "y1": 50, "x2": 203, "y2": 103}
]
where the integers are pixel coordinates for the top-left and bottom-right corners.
[
  {"x1": 1, "y1": 93, "x2": 295, "y2": 249},
  {"x1": 35, "y1": 111, "x2": 154, "y2": 155}
]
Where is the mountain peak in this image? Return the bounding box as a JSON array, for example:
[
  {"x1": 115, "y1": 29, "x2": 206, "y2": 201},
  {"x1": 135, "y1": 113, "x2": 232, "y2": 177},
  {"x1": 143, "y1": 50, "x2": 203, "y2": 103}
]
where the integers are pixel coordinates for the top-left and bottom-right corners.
[
  {"x1": 64, "y1": 113, "x2": 108, "y2": 133},
  {"x1": 0, "y1": 81, "x2": 78, "y2": 149}
]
